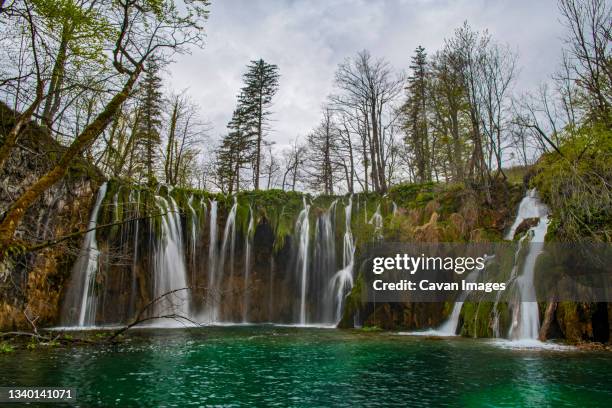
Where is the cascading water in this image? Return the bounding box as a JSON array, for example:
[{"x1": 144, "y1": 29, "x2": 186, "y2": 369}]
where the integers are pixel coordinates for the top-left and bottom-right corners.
[
  {"x1": 506, "y1": 189, "x2": 549, "y2": 341},
  {"x1": 205, "y1": 199, "x2": 218, "y2": 321},
  {"x1": 187, "y1": 195, "x2": 199, "y2": 269},
  {"x1": 129, "y1": 189, "x2": 140, "y2": 317},
  {"x1": 438, "y1": 265, "x2": 485, "y2": 335},
  {"x1": 215, "y1": 196, "x2": 237, "y2": 321},
  {"x1": 329, "y1": 196, "x2": 355, "y2": 323},
  {"x1": 63, "y1": 182, "x2": 107, "y2": 327},
  {"x1": 369, "y1": 204, "x2": 383, "y2": 240},
  {"x1": 151, "y1": 196, "x2": 190, "y2": 323},
  {"x1": 313, "y1": 200, "x2": 338, "y2": 323},
  {"x1": 295, "y1": 198, "x2": 311, "y2": 325},
  {"x1": 392, "y1": 202, "x2": 398, "y2": 217},
  {"x1": 243, "y1": 206, "x2": 255, "y2": 322}
]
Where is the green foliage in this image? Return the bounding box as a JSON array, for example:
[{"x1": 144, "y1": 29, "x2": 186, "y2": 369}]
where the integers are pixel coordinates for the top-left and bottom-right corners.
[
  {"x1": 0, "y1": 342, "x2": 14, "y2": 354},
  {"x1": 360, "y1": 325, "x2": 382, "y2": 332},
  {"x1": 32, "y1": 0, "x2": 112, "y2": 64},
  {"x1": 531, "y1": 123, "x2": 612, "y2": 242}
]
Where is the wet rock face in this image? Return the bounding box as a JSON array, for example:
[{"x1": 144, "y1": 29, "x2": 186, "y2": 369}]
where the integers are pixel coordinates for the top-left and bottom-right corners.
[
  {"x1": 514, "y1": 217, "x2": 540, "y2": 238},
  {"x1": 543, "y1": 302, "x2": 611, "y2": 343}
]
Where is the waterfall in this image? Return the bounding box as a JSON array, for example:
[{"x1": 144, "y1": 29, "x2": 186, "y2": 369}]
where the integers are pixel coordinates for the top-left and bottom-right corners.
[
  {"x1": 437, "y1": 266, "x2": 483, "y2": 335},
  {"x1": 187, "y1": 195, "x2": 198, "y2": 269},
  {"x1": 64, "y1": 182, "x2": 108, "y2": 327},
  {"x1": 392, "y1": 202, "x2": 398, "y2": 217},
  {"x1": 329, "y1": 196, "x2": 355, "y2": 323},
  {"x1": 268, "y1": 255, "x2": 275, "y2": 322},
  {"x1": 295, "y1": 197, "x2": 311, "y2": 325},
  {"x1": 506, "y1": 190, "x2": 549, "y2": 341},
  {"x1": 151, "y1": 196, "x2": 190, "y2": 322},
  {"x1": 129, "y1": 189, "x2": 140, "y2": 318},
  {"x1": 505, "y1": 189, "x2": 545, "y2": 240},
  {"x1": 369, "y1": 204, "x2": 383, "y2": 239},
  {"x1": 313, "y1": 200, "x2": 337, "y2": 323},
  {"x1": 243, "y1": 206, "x2": 255, "y2": 322},
  {"x1": 215, "y1": 196, "x2": 237, "y2": 321},
  {"x1": 206, "y1": 199, "x2": 218, "y2": 320}
]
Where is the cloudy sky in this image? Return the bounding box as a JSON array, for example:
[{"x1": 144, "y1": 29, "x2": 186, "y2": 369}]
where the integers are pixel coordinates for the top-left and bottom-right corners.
[{"x1": 168, "y1": 0, "x2": 566, "y2": 148}]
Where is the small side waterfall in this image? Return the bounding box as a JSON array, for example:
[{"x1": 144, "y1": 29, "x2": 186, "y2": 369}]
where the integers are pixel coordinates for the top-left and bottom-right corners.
[
  {"x1": 151, "y1": 196, "x2": 190, "y2": 322},
  {"x1": 295, "y1": 198, "x2": 311, "y2": 325},
  {"x1": 507, "y1": 190, "x2": 549, "y2": 341},
  {"x1": 67, "y1": 182, "x2": 108, "y2": 327},
  {"x1": 243, "y1": 206, "x2": 255, "y2": 322},
  {"x1": 369, "y1": 204, "x2": 383, "y2": 239},
  {"x1": 438, "y1": 267, "x2": 482, "y2": 335},
  {"x1": 329, "y1": 196, "x2": 355, "y2": 323}
]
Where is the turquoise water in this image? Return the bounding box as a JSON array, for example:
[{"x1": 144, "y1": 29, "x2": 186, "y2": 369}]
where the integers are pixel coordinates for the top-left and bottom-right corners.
[{"x1": 1, "y1": 326, "x2": 611, "y2": 407}]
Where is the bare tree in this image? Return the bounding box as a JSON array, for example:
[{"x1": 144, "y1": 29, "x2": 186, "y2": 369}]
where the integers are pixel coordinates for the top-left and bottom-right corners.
[
  {"x1": 558, "y1": 0, "x2": 611, "y2": 123},
  {"x1": 332, "y1": 50, "x2": 403, "y2": 193}
]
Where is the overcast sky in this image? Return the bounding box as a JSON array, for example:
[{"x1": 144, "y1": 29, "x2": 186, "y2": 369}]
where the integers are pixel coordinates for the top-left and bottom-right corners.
[{"x1": 168, "y1": 0, "x2": 566, "y2": 149}]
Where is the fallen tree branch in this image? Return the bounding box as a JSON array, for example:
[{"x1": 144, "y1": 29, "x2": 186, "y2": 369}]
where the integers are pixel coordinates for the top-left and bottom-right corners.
[
  {"x1": 108, "y1": 287, "x2": 198, "y2": 341},
  {"x1": 27, "y1": 210, "x2": 178, "y2": 252}
]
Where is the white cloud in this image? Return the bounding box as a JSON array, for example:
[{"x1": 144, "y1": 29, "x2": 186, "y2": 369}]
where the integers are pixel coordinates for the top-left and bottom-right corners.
[{"x1": 167, "y1": 0, "x2": 565, "y2": 150}]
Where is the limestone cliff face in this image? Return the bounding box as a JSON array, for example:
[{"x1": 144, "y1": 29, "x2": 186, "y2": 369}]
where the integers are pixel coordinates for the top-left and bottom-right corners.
[{"x1": 0, "y1": 102, "x2": 100, "y2": 329}]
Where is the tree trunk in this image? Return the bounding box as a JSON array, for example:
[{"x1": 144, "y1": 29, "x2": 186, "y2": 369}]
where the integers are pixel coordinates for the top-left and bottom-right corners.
[
  {"x1": 0, "y1": 69, "x2": 141, "y2": 245},
  {"x1": 254, "y1": 93, "x2": 263, "y2": 190},
  {"x1": 42, "y1": 22, "x2": 70, "y2": 128},
  {"x1": 0, "y1": 83, "x2": 45, "y2": 172}
]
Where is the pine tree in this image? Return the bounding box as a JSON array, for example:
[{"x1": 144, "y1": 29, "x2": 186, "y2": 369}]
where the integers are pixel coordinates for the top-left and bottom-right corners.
[
  {"x1": 216, "y1": 107, "x2": 256, "y2": 194},
  {"x1": 238, "y1": 59, "x2": 280, "y2": 189},
  {"x1": 136, "y1": 59, "x2": 164, "y2": 185},
  {"x1": 404, "y1": 46, "x2": 431, "y2": 183}
]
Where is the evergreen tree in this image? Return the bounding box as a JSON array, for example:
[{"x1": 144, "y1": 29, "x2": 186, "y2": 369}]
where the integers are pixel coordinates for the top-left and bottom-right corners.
[
  {"x1": 403, "y1": 46, "x2": 432, "y2": 183},
  {"x1": 238, "y1": 59, "x2": 280, "y2": 189},
  {"x1": 216, "y1": 106, "x2": 256, "y2": 194},
  {"x1": 136, "y1": 59, "x2": 164, "y2": 184}
]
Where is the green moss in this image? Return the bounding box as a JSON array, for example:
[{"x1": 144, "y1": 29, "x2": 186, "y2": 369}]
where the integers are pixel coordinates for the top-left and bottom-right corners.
[
  {"x1": 338, "y1": 271, "x2": 365, "y2": 328},
  {"x1": 360, "y1": 325, "x2": 382, "y2": 332},
  {"x1": 459, "y1": 301, "x2": 495, "y2": 338}
]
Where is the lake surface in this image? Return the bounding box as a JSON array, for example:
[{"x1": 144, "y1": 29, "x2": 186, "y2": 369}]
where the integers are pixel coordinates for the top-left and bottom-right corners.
[{"x1": 1, "y1": 326, "x2": 611, "y2": 407}]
